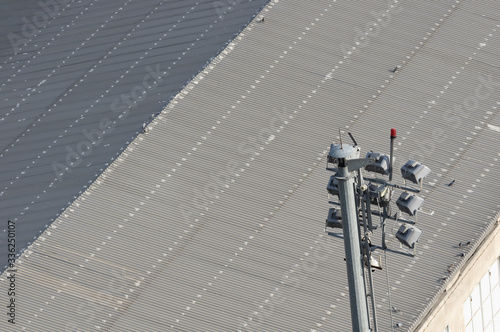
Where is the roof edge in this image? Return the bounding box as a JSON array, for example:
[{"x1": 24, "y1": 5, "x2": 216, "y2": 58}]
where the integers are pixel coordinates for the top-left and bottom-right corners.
[{"x1": 410, "y1": 211, "x2": 500, "y2": 331}]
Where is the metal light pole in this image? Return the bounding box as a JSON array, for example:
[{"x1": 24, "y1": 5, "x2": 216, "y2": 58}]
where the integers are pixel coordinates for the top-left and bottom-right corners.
[
  {"x1": 337, "y1": 160, "x2": 371, "y2": 332},
  {"x1": 326, "y1": 129, "x2": 430, "y2": 331},
  {"x1": 330, "y1": 144, "x2": 372, "y2": 332}
]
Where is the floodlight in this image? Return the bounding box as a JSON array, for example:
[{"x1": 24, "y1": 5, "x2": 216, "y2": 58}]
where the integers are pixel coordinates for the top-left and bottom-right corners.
[
  {"x1": 364, "y1": 151, "x2": 390, "y2": 175},
  {"x1": 327, "y1": 175, "x2": 339, "y2": 196},
  {"x1": 401, "y1": 160, "x2": 431, "y2": 185},
  {"x1": 395, "y1": 224, "x2": 422, "y2": 249},
  {"x1": 396, "y1": 192, "x2": 424, "y2": 216},
  {"x1": 325, "y1": 208, "x2": 342, "y2": 229}
]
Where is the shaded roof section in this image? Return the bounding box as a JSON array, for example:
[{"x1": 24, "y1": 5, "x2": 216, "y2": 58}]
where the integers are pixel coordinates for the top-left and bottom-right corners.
[
  {"x1": 0, "y1": 0, "x2": 45, "y2": 59},
  {"x1": 0, "y1": 0, "x2": 270, "y2": 267},
  {"x1": 2, "y1": 0, "x2": 500, "y2": 331}
]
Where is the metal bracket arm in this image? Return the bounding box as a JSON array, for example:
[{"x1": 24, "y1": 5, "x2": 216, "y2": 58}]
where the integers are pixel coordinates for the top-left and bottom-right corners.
[{"x1": 347, "y1": 158, "x2": 376, "y2": 172}]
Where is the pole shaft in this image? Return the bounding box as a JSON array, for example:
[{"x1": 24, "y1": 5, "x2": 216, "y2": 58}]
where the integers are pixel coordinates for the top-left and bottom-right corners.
[
  {"x1": 389, "y1": 137, "x2": 395, "y2": 182},
  {"x1": 337, "y1": 161, "x2": 371, "y2": 332},
  {"x1": 389, "y1": 128, "x2": 396, "y2": 182}
]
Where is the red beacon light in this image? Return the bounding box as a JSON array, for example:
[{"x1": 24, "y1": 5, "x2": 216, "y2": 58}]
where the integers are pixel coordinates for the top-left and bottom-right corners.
[{"x1": 390, "y1": 128, "x2": 397, "y2": 138}]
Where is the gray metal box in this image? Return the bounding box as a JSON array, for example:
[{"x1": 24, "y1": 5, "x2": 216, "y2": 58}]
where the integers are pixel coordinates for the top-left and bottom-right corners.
[
  {"x1": 401, "y1": 160, "x2": 431, "y2": 184},
  {"x1": 364, "y1": 151, "x2": 390, "y2": 175},
  {"x1": 396, "y1": 225, "x2": 422, "y2": 248},
  {"x1": 396, "y1": 192, "x2": 424, "y2": 216}
]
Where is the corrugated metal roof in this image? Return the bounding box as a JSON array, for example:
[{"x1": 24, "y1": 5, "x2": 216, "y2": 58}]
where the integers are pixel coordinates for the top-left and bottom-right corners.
[
  {"x1": 2, "y1": 0, "x2": 500, "y2": 331},
  {"x1": 0, "y1": 0, "x2": 270, "y2": 269}
]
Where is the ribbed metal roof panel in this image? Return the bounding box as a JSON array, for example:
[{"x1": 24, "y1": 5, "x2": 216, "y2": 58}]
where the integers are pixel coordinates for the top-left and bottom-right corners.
[
  {"x1": 2, "y1": 0, "x2": 500, "y2": 331},
  {"x1": 0, "y1": 0, "x2": 270, "y2": 269}
]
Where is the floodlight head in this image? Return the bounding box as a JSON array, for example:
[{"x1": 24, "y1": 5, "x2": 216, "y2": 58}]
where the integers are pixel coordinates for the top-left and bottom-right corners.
[
  {"x1": 401, "y1": 160, "x2": 431, "y2": 184},
  {"x1": 327, "y1": 175, "x2": 339, "y2": 196},
  {"x1": 364, "y1": 151, "x2": 390, "y2": 175},
  {"x1": 325, "y1": 208, "x2": 343, "y2": 229},
  {"x1": 396, "y1": 224, "x2": 422, "y2": 249},
  {"x1": 396, "y1": 192, "x2": 424, "y2": 216}
]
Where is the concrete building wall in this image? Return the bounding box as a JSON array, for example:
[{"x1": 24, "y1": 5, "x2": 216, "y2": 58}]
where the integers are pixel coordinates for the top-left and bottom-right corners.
[{"x1": 415, "y1": 220, "x2": 500, "y2": 332}]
